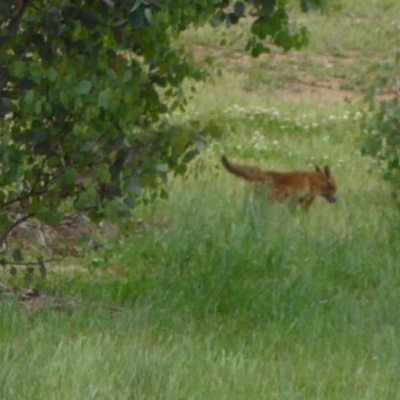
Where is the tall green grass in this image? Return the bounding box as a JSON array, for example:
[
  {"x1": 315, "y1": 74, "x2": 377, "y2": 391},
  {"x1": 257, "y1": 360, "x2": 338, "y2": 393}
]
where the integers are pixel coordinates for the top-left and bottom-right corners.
[
  {"x1": 2, "y1": 176, "x2": 400, "y2": 398},
  {"x1": 2, "y1": 0, "x2": 400, "y2": 398}
]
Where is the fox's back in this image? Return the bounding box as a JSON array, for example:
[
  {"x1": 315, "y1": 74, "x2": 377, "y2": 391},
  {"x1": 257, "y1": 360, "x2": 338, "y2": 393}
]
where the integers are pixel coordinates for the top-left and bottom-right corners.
[
  {"x1": 221, "y1": 156, "x2": 337, "y2": 208},
  {"x1": 263, "y1": 171, "x2": 314, "y2": 196}
]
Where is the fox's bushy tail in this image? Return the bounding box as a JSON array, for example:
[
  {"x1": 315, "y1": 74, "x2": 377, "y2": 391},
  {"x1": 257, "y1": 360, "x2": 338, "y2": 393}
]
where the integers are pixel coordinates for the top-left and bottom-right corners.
[{"x1": 221, "y1": 156, "x2": 266, "y2": 182}]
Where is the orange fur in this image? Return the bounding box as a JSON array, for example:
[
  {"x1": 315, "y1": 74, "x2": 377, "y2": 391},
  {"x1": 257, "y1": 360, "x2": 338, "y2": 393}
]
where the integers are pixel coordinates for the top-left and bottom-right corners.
[{"x1": 221, "y1": 156, "x2": 337, "y2": 210}]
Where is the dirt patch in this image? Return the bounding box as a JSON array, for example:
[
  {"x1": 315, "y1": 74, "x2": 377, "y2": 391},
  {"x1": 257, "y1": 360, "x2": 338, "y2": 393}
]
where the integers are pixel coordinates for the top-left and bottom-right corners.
[
  {"x1": 194, "y1": 44, "x2": 367, "y2": 104},
  {"x1": 280, "y1": 80, "x2": 360, "y2": 104},
  {"x1": 4, "y1": 213, "x2": 118, "y2": 257},
  {"x1": 0, "y1": 281, "x2": 124, "y2": 313}
]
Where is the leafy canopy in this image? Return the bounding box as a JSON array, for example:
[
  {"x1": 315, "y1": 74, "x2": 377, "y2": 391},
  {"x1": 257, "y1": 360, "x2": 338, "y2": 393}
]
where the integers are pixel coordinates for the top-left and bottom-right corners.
[
  {"x1": 0, "y1": 0, "x2": 325, "y2": 257},
  {"x1": 359, "y1": 53, "x2": 400, "y2": 205}
]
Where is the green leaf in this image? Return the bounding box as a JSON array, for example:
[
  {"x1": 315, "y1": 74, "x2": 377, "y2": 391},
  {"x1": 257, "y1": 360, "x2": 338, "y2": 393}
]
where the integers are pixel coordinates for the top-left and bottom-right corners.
[
  {"x1": 59, "y1": 91, "x2": 69, "y2": 107},
  {"x1": 76, "y1": 80, "x2": 93, "y2": 95},
  {"x1": 171, "y1": 131, "x2": 190, "y2": 157},
  {"x1": 274, "y1": 31, "x2": 292, "y2": 51},
  {"x1": 36, "y1": 210, "x2": 65, "y2": 225},
  {"x1": 34, "y1": 101, "x2": 42, "y2": 115},
  {"x1": 248, "y1": 40, "x2": 269, "y2": 58},
  {"x1": 251, "y1": 19, "x2": 271, "y2": 40},
  {"x1": 129, "y1": 9, "x2": 146, "y2": 29},
  {"x1": 123, "y1": 70, "x2": 133, "y2": 83},
  {"x1": 0, "y1": 96, "x2": 14, "y2": 116},
  {"x1": 227, "y1": 12, "x2": 240, "y2": 25},
  {"x1": 131, "y1": 0, "x2": 144, "y2": 12},
  {"x1": 124, "y1": 196, "x2": 136, "y2": 208},
  {"x1": 98, "y1": 88, "x2": 113, "y2": 109},
  {"x1": 129, "y1": 179, "x2": 142, "y2": 195},
  {"x1": 31, "y1": 127, "x2": 47, "y2": 144},
  {"x1": 156, "y1": 164, "x2": 168, "y2": 173},
  {"x1": 29, "y1": 63, "x2": 43, "y2": 84},
  {"x1": 47, "y1": 68, "x2": 58, "y2": 83},
  {"x1": 94, "y1": 164, "x2": 111, "y2": 184},
  {"x1": 44, "y1": 102, "x2": 53, "y2": 117},
  {"x1": 61, "y1": 169, "x2": 78, "y2": 194},
  {"x1": 88, "y1": 210, "x2": 104, "y2": 224},
  {"x1": 12, "y1": 249, "x2": 24, "y2": 262},
  {"x1": 301, "y1": 0, "x2": 330, "y2": 13},
  {"x1": 47, "y1": 156, "x2": 62, "y2": 168},
  {"x1": 24, "y1": 90, "x2": 35, "y2": 105},
  {"x1": 233, "y1": 2, "x2": 245, "y2": 17},
  {"x1": 10, "y1": 61, "x2": 26, "y2": 79},
  {"x1": 301, "y1": 0, "x2": 314, "y2": 12},
  {"x1": 144, "y1": 8, "x2": 153, "y2": 23},
  {"x1": 74, "y1": 189, "x2": 99, "y2": 210},
  {"x1": 210, "y1": 10, "x2": 225, "y2": 28},
  {"x1": 24, "y1": 268, "x2": 34, "y2": 286}
]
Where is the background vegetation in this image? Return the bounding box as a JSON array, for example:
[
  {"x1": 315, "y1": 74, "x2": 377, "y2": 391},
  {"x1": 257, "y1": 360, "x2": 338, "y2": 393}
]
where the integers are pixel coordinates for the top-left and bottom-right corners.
[
  {"x1": 0, "y1": 0, "x2": 316, "y2": 262},
  {"x1": 2, "y1": 0, "x2": 400, "y2": 399}
]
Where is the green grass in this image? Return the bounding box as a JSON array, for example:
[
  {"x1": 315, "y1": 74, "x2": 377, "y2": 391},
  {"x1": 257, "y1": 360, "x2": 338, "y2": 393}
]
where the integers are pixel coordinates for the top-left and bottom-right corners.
[
  {"x1": 180, "y1": 0, "x2": 400, "y2": 102},
  {"x1": 3, "y1": 182, "x2": 400, "y2": 398},
  {"x1": 3, "y1": 0, "x2": 400, "y2": 398}
]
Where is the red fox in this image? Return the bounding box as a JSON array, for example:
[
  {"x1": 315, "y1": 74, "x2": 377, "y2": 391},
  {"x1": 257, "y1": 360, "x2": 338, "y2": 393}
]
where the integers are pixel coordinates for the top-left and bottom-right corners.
[{"x1": 221, "y1": 156, "x2": 337, "y2": 210}]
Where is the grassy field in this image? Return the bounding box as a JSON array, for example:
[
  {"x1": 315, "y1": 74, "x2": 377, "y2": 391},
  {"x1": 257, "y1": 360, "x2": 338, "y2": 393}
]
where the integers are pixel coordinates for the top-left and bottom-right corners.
[{"x1": 2, "y1": 1, "x2": 400, "y2": 399}]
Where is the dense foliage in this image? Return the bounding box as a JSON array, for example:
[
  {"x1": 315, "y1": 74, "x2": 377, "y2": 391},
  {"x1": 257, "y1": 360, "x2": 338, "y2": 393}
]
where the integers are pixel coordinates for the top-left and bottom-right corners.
[
  {"x1": 0, "y1": 0, "x2": 325, "y2": 263},
  {"x1": 359, "y1": 55, "x2": 400, "y2": 204}
]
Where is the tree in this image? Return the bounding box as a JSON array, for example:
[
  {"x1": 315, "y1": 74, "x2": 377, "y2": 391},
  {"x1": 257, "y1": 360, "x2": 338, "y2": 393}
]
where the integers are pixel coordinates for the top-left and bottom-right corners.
[
  {"x1": 359, "y1": 54, "x2": 400, "y2": 205},
  {"x1": 0, "y1": 0, "x2": 326, "y2": 265}
]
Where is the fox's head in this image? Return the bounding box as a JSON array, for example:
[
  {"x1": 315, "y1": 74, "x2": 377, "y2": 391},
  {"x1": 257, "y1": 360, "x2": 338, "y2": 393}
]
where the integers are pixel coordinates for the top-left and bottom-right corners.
[{"x1": 314, "y1": 165, "x2": 338, "y2": 203}]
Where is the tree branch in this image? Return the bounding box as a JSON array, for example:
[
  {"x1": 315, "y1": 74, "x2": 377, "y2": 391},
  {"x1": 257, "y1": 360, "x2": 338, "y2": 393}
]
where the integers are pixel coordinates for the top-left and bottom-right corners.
[
  {"x1": 0, "y1": 213, "x2": 34, "y2": 247},
  {"x1": 0, "y1": 257, "x2": 61, "y2": 267},
  {"x1": 101, "y1": 0, "x2": 115, "y2": 6},
  {"x1": 0, "y1": 0, "x2": 32, "y2": 47}
]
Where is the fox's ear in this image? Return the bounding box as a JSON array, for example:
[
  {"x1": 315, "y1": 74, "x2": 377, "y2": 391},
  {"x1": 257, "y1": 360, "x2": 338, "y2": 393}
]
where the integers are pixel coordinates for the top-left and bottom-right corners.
[
  {"x1": 315, "y1": 165, "x2": 322, "y2": 173},
  {"x1": 324, "y1": 165, "x2": 332, "y2": 178}
]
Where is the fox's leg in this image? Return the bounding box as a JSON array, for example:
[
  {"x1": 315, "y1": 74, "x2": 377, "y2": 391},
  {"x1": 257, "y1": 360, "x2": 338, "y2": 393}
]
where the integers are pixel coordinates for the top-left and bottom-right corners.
[
  {"x1": 300, "y1": 196, "x2": 315, "y2": 211},
  {"x1": 254, "y1": 182, "x2": 272, "y2": 204},
  {"x1": 288, "y1": 197, "x2": 299, "y2": 213}
]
